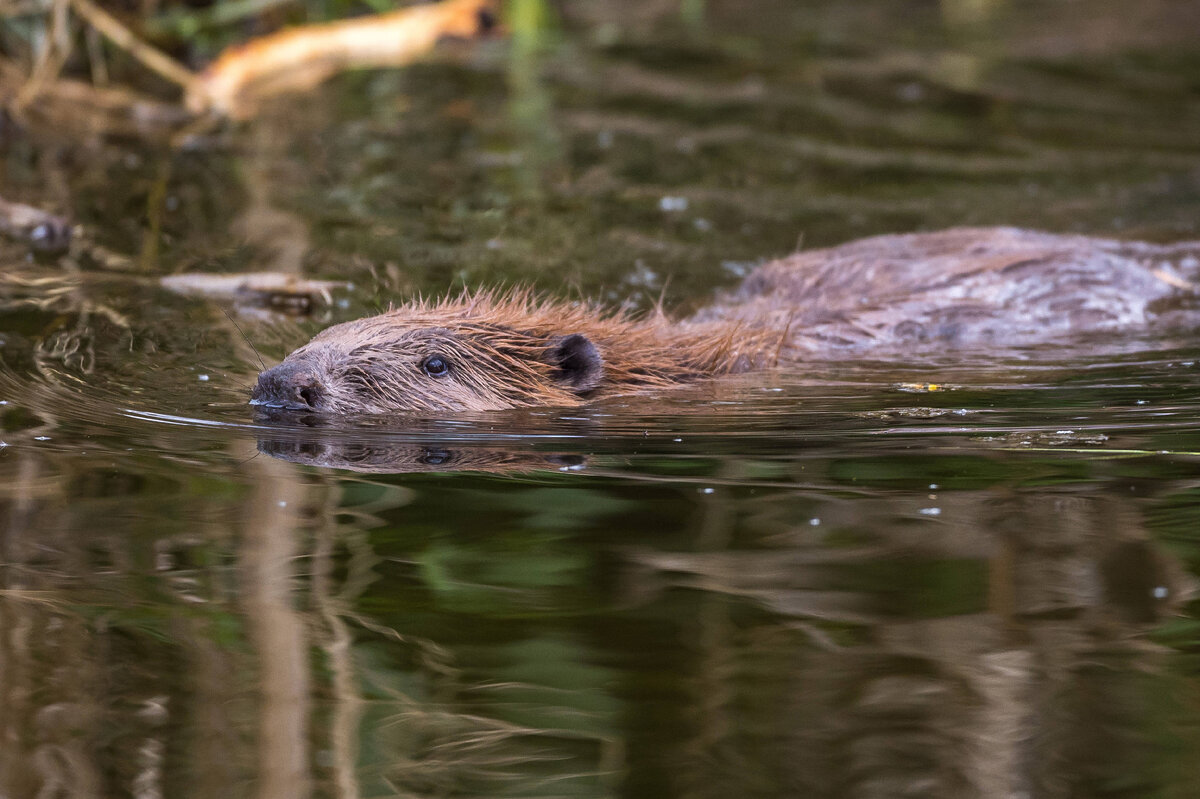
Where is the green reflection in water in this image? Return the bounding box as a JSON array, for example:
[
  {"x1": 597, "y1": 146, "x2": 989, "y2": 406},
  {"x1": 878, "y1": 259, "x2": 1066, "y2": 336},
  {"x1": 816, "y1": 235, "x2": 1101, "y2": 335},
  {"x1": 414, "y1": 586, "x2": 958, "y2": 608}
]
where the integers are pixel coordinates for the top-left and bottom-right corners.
[{"x1": 3, "y1": 0, "x2": 1200, "y2": 797}]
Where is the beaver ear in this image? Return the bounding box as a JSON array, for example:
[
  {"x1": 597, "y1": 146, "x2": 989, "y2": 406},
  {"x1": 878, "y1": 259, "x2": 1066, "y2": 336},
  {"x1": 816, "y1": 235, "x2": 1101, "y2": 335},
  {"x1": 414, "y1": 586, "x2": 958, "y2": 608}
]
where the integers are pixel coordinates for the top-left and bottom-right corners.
[{"x1": 548, "y1": 334, "x2": 604, "y2": 394}]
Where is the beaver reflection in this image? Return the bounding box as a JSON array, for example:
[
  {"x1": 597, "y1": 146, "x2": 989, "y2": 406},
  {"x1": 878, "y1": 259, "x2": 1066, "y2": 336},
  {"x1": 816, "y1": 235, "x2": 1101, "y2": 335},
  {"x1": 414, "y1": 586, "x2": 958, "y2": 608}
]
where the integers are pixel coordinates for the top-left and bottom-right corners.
[{"x1": 257, "y1": 435, "x2": 586, "y2": 474}]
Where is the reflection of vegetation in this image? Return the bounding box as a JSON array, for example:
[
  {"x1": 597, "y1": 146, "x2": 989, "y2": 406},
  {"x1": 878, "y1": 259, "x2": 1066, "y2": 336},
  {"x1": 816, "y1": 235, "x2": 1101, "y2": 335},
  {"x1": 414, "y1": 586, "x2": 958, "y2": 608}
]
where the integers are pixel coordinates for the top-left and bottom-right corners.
[
  {"x1": 4, "y1": 1, "x2": 1200, "y2": 797},
  {"x1": 0, "y1": 271, "x2": 128, "y2": 381},
  {"x1": 6, "y1": 430, "x2": 1200, "y2": 795},
  {"x1": 505, "y1": 0, "x2": 561, "y2": 200}
]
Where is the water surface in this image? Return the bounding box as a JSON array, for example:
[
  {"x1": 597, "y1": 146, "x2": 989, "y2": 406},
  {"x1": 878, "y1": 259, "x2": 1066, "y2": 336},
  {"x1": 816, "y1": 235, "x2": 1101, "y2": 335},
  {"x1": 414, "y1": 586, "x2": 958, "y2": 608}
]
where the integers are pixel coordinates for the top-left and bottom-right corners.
[{"x1": 4, "y1": 1, "x2": 1200, "y2": 797}]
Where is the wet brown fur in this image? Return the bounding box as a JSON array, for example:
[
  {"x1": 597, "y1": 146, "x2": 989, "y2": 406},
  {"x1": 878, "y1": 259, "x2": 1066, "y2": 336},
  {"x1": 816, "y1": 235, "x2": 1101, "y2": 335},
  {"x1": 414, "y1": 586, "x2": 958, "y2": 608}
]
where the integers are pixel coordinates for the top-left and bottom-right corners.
[
  {"x1": 265, "y1": 289, "x2": 784, "y2": 413},
  {"x1": 253, "y1": 227, "x2": 1200, "y2": 414}
]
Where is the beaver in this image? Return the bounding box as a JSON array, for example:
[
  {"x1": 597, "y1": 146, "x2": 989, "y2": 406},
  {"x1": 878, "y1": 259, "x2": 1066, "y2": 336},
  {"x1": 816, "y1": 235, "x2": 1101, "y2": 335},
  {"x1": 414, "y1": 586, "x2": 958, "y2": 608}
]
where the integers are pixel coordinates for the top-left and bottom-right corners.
[{"x1": 250, "y1": 227, "x2": 1200, "y2": 414}]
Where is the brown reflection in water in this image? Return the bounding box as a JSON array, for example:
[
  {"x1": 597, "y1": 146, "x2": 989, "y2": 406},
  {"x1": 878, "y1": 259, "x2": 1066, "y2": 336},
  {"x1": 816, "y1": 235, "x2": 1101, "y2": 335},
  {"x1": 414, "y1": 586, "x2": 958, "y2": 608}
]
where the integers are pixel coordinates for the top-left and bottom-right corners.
[
  {"x1": 238, "y1": 449, "x2": 312, "y2": 799},
  {"x1": 234, "y1": 124, "x2": 312, "y2": 280},
  {"x1": 181, "y1": 614, "x2": 246, "y2": 799},
  {"x1": 310, "y1": 482, "x2": 373, "y2": 799},
  {"x1": 0, "y1": 443, "x2": 170, "y2": 797},
  {"x1": 0, "y1": 446, "x2": 100, "y2": 798}
]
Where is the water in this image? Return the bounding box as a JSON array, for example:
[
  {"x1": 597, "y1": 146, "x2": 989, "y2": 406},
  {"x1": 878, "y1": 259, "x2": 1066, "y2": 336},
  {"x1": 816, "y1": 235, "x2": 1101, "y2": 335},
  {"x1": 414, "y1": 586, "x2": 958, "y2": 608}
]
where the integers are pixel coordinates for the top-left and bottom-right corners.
[{"x1": 4, "y1": 1, "x2": 1200, "y2": 797}]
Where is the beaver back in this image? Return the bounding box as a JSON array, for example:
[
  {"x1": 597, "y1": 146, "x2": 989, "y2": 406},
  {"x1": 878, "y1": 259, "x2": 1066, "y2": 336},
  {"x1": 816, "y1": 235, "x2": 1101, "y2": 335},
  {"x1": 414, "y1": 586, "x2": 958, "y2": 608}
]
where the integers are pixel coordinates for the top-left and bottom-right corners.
[{"x1": 692, "y1": 227, "x2": 1200, "y2": 356}]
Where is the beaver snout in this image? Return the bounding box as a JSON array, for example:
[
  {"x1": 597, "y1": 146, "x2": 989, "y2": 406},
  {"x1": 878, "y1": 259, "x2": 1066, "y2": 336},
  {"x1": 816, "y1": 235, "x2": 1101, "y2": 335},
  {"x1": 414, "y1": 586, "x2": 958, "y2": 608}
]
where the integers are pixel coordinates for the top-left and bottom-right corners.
[{"x1": 251, "y1": 361, "x2": 325, "y2": 411}]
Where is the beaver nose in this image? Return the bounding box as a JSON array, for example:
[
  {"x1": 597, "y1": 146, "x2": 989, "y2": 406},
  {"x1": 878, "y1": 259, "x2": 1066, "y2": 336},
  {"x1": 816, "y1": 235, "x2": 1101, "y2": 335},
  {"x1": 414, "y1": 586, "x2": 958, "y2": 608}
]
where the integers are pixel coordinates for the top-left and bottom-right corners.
[{"x1": 251, "y1": 362, "x2": 324, "y2": 411}]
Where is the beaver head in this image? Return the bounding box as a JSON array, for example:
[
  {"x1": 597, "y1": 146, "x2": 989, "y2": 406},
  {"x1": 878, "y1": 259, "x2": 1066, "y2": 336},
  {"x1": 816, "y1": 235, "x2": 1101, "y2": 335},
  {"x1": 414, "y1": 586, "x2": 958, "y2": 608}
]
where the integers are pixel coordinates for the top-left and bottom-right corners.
[
  {"x1": 251, "y1": 293, "x2": 781, "y2": 415},
  {"x1": 251, "y1": 305, "x2": 606, "y2": 413}
]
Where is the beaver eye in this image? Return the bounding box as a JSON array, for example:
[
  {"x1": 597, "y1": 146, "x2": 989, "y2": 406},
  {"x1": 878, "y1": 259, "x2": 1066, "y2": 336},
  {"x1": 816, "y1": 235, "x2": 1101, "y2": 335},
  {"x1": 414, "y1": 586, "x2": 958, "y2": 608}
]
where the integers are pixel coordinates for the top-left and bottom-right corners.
[{"x1": 421, "y1": 355, "x2": 450, "y2": 377}]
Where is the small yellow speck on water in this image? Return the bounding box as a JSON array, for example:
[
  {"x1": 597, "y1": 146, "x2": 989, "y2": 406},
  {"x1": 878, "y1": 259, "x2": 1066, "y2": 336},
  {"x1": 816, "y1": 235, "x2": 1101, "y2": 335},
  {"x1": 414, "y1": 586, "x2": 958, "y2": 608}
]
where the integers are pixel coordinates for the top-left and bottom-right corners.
[{"x1": 896, "y1": 382, "x2": 944, "y2": 392}]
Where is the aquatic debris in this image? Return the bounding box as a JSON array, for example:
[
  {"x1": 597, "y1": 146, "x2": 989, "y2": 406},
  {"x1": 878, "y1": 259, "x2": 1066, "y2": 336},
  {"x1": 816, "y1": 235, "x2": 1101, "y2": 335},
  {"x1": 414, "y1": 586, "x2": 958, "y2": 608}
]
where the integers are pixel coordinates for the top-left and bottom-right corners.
[
  {"x1": 895, "y1": 382, "x2": 955, "y2": 392},
  {"x1": 161, "y1": 271, "x2": 351, "y2": 314},
  {"x1": 976, "y1": 429, "x2": 1110, "y2": 447},
  {"x1": 0, "y1": 196, "x2": 72, "y2": 252},
  {"x1": 855, "y1": 407, "x2": 973, "y2": 420}
]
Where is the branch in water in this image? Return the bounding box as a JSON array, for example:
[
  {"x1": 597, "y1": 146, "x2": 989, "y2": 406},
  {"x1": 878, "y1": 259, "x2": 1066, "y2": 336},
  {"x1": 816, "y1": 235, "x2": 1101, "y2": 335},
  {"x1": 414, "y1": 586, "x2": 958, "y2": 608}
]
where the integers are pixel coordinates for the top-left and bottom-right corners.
[
  {"x1": 187, "y1": 0, "x2": 498, "y2": 119},
  {"x1": 161, "y1": 272, "x2": 352, "y2": 314}
]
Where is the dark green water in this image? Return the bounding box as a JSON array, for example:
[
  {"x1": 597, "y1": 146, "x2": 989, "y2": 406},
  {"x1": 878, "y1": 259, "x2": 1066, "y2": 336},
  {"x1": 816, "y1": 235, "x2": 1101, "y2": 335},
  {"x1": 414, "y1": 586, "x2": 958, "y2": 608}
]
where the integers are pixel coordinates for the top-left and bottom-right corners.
[{"x1": 4, "y1": 1, "x2": 1200, "y2": 797}]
